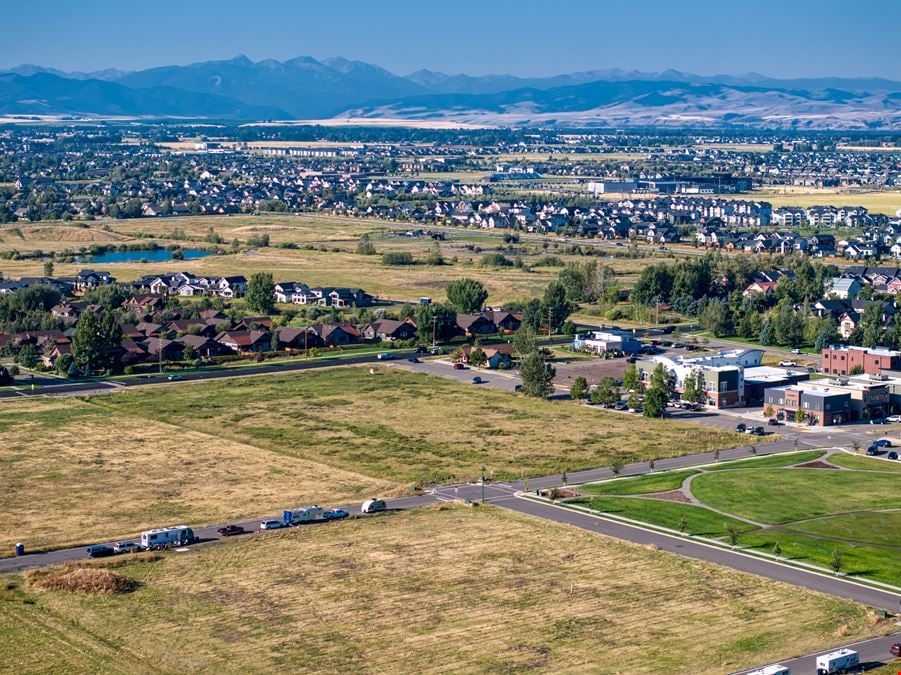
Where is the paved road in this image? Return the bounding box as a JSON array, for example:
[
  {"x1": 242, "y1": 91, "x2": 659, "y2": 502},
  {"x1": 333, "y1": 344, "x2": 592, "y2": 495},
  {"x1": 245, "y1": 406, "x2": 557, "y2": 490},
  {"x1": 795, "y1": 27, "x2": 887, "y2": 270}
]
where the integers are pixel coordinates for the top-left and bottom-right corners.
[
  {"x1": 0, "y1": 349, "x2": 419, "y2": 399},
  {"x1": 733, "y1": 633, "x2": 901, "y2": 674}
]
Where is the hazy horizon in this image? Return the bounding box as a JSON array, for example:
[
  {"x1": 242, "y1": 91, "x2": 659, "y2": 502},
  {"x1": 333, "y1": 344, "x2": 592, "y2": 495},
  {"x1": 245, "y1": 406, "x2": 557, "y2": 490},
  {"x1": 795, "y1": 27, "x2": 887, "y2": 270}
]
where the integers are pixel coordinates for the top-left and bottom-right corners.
[{"x1": 4, "y1": 0, "x2": 900, "y2": 80}]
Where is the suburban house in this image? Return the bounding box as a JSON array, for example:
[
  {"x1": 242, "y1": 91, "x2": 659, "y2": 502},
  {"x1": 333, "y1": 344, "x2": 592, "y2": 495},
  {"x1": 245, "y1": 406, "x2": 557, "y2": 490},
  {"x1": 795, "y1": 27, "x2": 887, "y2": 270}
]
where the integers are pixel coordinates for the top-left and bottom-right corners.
[
  {"x1": 215, "y1": 329, "x2": 271, "y2": 353},
  {"x1": 361, "y1": 319, "x2": 417, "y2": 341},
  {"x1": 458, "y1": 343, "x2": 514, "y2": 369},
  {"x1": 573, "y1": 330, "x2": 642, "y2": 354},
  {"x1": 303, "y1": 323, "x2": 359, "y2": 347},
  {"x1": 455, "y1": 314, "x2": 497, "y2": 337},
  {"x1": 825, "y1": 277, "x2": 861, "y2": 300},
  {"x1": 481, "y1": 309, "x2": 522, "y2": 333}
]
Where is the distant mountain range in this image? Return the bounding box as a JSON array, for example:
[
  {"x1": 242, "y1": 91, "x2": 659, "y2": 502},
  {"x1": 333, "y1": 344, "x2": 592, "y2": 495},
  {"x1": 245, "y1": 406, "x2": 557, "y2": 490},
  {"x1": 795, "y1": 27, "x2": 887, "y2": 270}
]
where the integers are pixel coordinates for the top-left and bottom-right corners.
[{"x1": 2, "y1": 55, "x2": 901, "y2": 128}]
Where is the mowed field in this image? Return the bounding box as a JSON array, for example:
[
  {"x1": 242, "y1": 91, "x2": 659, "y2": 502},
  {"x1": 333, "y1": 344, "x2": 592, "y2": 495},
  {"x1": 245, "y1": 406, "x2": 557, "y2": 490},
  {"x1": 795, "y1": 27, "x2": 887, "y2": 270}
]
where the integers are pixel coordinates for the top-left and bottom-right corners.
[
  {"x1": 0, "y1": 366, "x2": 740, "y2": 552},
  {"x1": 745, "y1": 188, "x2": 901, "y2": 216},
  {"x1": 0, "y1": 505, "x2": 887, "y2": 674}
]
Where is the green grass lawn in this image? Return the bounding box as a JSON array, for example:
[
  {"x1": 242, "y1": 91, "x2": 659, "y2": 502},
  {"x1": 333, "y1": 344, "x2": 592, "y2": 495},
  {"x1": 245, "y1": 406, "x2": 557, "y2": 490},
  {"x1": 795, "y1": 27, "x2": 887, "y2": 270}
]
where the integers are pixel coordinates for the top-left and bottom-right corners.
[
  {"x1": 573, "y1": 496, "x2": 757, "y2": 537},
  {"x1": 788, "y1": 511, "x2": 901, "y2": 548},
  {"x1": 739, "y1": 530, "x2": 901, "y2": 585},
  {"x1": 703, "y1": 450, "x2": 825, "y2": 471},
  {"x1": 828, "y1": 453, "x2": 901, "y2": 473},
  {"x1": 690, "y1": 470, "x2": 901, "y2": 524},
  {"x1": 579, "y1": 470, "x2": 699, "y2": 496}
]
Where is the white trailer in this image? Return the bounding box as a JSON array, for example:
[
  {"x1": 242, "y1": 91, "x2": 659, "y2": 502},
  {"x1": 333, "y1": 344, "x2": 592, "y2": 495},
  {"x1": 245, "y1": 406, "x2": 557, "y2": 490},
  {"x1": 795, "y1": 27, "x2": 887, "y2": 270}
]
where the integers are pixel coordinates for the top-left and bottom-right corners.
[
  {"x1": 141, "y1": 525, "x2": 195, "y2": 549},
  {"x1": 747, "y1": 665, "x2": 790, "y2": 675},
  {"x1": 283, "y1": 506, "x2": 324, "y2": 525},
  {"x1": 815, "y1": 648, "x2": 859, "y2": 674},
  {"x1": 361, "y1": 499, "x2": 386, "y2": 514}
]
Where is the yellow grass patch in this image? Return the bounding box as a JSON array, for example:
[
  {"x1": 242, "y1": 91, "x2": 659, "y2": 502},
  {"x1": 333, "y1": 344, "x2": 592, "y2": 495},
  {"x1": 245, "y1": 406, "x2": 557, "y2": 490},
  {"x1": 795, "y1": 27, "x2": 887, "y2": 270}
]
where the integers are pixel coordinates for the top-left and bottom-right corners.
[{"x1": 0, "y1": 505, "x2": 885, "y2": 673}]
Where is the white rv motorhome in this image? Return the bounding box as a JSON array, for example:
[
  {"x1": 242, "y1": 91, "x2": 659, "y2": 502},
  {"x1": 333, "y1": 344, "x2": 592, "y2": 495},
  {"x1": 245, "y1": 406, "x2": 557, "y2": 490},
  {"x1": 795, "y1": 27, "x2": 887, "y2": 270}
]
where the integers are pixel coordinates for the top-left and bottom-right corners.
[
  {"x1": 815, "y1": 649, "x2": 859, "y2": 674},
  {"x1": 282, "y1": 506, "x2": 324, "y2": 525},
  {"x1": 141, "y1": 525, "x2": 196, "y2": 549}
]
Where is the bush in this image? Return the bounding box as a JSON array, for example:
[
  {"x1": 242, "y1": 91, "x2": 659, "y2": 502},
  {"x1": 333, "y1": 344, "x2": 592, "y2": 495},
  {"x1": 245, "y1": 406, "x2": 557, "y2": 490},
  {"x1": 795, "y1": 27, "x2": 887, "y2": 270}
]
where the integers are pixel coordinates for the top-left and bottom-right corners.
[
  {"x1": 381, "y1": 252, "x2": 415, "y2": 265},
  {"x1": 27, "y1": 567, "x2": 138, "y2": 595},
  {"x1": 605, "y1": 308, "x2": 624, "y2": 320}
]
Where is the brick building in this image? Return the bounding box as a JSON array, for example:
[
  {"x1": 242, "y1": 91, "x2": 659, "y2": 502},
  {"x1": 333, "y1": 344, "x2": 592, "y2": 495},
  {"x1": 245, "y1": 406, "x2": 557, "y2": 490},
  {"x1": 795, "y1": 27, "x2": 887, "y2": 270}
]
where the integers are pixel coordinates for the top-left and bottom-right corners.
[{"x1": 820, "y1": 345, "x2": 901, "y2": 376}]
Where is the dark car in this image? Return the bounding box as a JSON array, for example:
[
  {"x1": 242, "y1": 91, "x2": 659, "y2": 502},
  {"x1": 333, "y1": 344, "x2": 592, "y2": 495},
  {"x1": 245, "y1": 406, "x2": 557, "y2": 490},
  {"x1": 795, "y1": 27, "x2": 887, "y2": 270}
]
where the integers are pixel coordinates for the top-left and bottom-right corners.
[
  {"x1": 323, "y1": 508, "x2": 349, "y2": 520},
  {"x1": 890, "y1": 642, "x2": 901, "y2": 657},
  {"x1": 217, "y1": 524, "x2": 245, "y2": 537},
  {"x1": 514, "y1": 384, "x2": 523, "y2": 393},
  {"x1": 471, "y1": 376, "x2": 482, "y2": 384},
  {"x1": 887, "y1": 451, "x2": 899, "y2": 460},
  {"x1": 415, "y1": 346, "x2": 428, "y2": 354},
  {"x1": 735, "y1": 423, "x2": 747, "y2": 433},
  {"x1": 407, "y1": 357, "x2": 420, "y2": 363},
  {"x1": 874, "y1": 439, "x2": 892, "y2": 447},
  {"x1": 672, "y1": 342, "x2": 684, "y2": 349},
  {"x1": 613, "y1": 401, "x2": 628, "y2": 411},
  {"x1": 453, "y1": 363, "x2": 465, "y2": 370},
  {"x1": 768, "y1": 418, "x2": 781, "y2": 426},
  {"x1": 86, "y1": 545, "x2": 114, "y2": 558},
  {"x1": 866, "y1": 445, "x2": 880, "y2": 456}
]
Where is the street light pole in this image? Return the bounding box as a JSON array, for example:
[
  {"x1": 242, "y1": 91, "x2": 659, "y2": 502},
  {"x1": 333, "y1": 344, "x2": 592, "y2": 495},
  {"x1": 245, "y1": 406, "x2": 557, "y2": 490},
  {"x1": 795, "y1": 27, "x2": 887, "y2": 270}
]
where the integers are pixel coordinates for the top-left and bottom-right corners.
[{"x1": 480, "y1": 465, "x2": 486, "y2": 503}]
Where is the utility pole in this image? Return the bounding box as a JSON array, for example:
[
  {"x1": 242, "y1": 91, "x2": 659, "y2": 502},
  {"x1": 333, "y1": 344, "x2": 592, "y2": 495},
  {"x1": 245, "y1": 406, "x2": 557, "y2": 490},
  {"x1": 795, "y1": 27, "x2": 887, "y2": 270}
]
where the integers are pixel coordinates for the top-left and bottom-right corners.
[
  {"x1": 304, "y1": 328, "x2": 308, "y2": 358},
  {"x1": 547, "y1": 305, "x2": 553, "y2": 339},
  {"x1": 480, "y1": 465, "x2": 486, "y2": 503},
  {"x1": 432, "y1": 315, "x2": 437, "y2": 349},
  {"x1": 158, "y1": 337, "x2": 163, "y2": 375}
]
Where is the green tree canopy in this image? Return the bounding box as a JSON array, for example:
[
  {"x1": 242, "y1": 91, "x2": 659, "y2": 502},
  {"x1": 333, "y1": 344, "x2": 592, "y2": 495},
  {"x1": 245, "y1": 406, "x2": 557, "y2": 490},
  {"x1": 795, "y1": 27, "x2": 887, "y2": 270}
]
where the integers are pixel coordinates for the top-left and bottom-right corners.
[
  {"x1": 446, "y1": 278, "x2": 488, "y2": 314},
  {"x1": 246, "y1": 273, "x2": 275, "y2": 315},
  {"x1": 519, "y1": 351, "x2": 556, "y2": 398}
]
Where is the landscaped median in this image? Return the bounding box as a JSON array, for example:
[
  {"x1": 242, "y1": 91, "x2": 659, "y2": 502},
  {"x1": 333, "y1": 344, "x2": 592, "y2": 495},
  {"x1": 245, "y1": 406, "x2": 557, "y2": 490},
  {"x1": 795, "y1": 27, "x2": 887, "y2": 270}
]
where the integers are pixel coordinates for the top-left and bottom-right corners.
[{"x1": 535, "y1": 449, "x2": 901, "y2": 588}]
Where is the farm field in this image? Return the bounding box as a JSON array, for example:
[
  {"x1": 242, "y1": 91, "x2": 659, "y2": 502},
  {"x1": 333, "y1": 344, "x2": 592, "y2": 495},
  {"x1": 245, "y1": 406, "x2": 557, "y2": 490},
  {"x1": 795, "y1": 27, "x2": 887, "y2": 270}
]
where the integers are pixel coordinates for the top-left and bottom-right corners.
[
  {"x1": 568, "y1": 450, "x2": 901, "y2": 585},
  {"x1": 746, "y1": 188, "x2": 901, "y2": 216},
  {"x1": 0, "y1": 504, "x2": 888, "y2": 674},
  {"x1": 0, "y1": 396, "x2": 390, "y2": 554}
]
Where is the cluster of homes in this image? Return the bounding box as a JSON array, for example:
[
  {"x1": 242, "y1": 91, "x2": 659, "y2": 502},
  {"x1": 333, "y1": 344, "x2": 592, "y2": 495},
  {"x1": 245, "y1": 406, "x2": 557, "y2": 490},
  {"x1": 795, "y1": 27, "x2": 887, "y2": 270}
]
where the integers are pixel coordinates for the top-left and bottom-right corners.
[{"x1": 0, "y1": 275, "x2": 525, "y2": 370}]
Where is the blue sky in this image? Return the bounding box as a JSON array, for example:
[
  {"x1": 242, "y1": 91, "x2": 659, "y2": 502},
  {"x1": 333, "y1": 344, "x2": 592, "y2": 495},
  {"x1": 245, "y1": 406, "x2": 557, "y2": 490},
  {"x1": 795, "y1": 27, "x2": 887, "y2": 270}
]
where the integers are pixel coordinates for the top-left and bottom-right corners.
[{"x1": 5, "y1": 0, "x2": 900, "y2": 79}]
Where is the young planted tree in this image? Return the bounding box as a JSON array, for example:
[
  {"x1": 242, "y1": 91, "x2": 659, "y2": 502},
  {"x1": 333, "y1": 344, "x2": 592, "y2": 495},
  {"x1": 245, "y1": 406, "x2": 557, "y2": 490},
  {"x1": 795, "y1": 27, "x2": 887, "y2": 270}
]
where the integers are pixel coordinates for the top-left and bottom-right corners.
[
  {"x1": 830, "y1": 549, "x2": 844, "y2": 575},
  {"x1": 724, "y1": 524, "x2": 740, "y2": 548},
  {"x1": 678, "y1": 516, "x2": 688, "y2": 534},
  {"x1": 609, "y1": 457, "x2": 625, "y2": 476}
]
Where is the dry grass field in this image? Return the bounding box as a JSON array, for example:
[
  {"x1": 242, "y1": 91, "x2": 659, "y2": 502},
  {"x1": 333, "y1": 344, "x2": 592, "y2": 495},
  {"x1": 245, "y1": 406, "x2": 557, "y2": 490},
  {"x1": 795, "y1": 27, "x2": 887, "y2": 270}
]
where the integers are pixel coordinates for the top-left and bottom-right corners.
[
  {"x1": 0, "y1": 504, "x2": 885, "y2": 674},
  {"x1": 0, "y1": 396, "x2": 390, "y2": 553},
  {"x1": 744, "y1": 188, "x2": 901, "y2": 216},
  {"x1": 95, "y1": 366, "x2": 741, "y2": 485},
  {"x1": 0, "y1": 366, "x2": 740, "y2": 552}
]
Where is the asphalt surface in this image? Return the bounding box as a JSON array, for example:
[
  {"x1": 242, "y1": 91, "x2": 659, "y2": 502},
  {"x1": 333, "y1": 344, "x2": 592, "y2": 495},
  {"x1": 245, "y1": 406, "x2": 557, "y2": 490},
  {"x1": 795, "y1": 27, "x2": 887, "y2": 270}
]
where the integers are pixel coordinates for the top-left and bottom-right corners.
[{"x1": 733, "y1": 633, "x2": 901, "y2": 674}]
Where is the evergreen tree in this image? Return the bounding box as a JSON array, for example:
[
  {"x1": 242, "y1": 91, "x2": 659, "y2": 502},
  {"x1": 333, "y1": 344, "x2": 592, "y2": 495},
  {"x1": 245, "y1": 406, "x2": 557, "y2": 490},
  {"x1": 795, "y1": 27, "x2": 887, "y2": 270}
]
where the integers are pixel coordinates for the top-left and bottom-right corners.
[
  {"x1": 246, "y1": 273, "x2": 275, "y2": 315},
  {"x1": 446, "y1": 278, "x2": 488, "y2": 313},
  {"x1": 519, "y1": 351, "x2": 555, "y2": 398}
]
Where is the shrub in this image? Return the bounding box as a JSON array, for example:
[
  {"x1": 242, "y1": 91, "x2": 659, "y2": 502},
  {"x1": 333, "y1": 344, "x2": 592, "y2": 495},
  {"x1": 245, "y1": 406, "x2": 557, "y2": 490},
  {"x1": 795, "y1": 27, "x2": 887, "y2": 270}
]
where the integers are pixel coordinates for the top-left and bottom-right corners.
[
  {"x1": 27, "y1": 567, "x2": 137, "y2": 595},
  {"x1": 381, "y1": 252, "x2": 415, "y2": 265}
]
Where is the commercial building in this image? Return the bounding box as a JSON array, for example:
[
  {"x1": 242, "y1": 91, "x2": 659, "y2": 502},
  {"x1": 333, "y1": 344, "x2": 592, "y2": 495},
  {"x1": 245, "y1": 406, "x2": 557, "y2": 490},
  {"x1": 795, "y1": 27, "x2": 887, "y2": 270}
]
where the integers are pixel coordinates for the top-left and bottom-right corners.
[
  {"x1": 743, "y1": 366, "x2": 810, "y2": 405},
  {"x1": 638, "y1": 348, "x2": 763, "y2": 408},
  {"x1": 572, "y1": 330, "x2": 641, "y2": 355},
  {"x1": 821, "y1": 345, "x2": 901, "y2": 376},
  {"x1": 764, "y1": 376, "x2": 891, "y2": 425}
]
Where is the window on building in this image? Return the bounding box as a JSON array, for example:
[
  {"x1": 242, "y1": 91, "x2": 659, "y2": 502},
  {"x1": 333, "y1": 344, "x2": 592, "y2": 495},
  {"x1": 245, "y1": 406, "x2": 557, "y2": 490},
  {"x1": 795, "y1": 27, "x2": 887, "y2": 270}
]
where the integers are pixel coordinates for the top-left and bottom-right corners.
[{"x1": 803, "y1": 401, "x2": 809, "y2": 409}]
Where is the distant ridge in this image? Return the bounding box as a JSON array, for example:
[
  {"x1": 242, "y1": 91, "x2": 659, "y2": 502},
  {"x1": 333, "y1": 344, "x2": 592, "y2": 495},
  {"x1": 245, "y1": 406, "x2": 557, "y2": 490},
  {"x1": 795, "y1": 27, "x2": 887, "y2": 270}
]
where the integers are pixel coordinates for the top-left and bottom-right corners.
[{"x1": 2, "y1": 55, "x2": 900, "y2": 128}]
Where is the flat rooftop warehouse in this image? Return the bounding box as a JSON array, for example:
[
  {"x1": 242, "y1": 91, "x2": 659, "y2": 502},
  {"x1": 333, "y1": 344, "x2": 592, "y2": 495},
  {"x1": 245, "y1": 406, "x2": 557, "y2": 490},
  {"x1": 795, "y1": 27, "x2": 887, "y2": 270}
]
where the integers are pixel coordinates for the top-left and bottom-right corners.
[{"x1": 744, "y1": 366, "x2": 806, "y2": 383}]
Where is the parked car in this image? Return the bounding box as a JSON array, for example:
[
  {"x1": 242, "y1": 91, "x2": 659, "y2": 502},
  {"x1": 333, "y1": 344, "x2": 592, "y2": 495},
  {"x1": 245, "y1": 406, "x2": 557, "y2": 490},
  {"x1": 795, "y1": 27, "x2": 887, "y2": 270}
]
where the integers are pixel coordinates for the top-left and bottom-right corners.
[
  {"x1": 167, "y1": 374, "x2": 182, "y2": 381},
  {"x1": 613, "y1": 401, "x2": 627, "y2": 411},
  {"x1": 866, "y1": 445, "x2": 880, "y2": 456},
  {"x1": 874, "y1": 439, "x2": 893, "y2": 447},
  {"x1": 407, "y1": 357, "x2": 420, "y2": 363},
  {"x1": 673, "y1": 342, "x2": 684, "y2": 349},
  {"x1": 113, "y1": 541, "x2": 141, "y2": 554},
  {"x1": 890, "y1": 642, "x2": 901, "y2": 657},
  {"x1": 376, "y1": 353, "x2": 394, "y2": 361},
  {"x1": 217, "y1": 524, "x2": 245, "y2": 537},
  {"x1": 86, "y1": 545, "x2": 115, "y2": 558},
  {"x1": 886, "y1": 414, "x2": 901, "y2": 423},
  {"x1": 887, "y1": 451, "x2": 899, "y2": 461},
  {"x1": 735, "y1": 423, "x2": 747, "y2": 433},
  {"x1": 323, "y1": 508, "x2": 349, "y2": 520},
  {"x1": 415, "y1": 345, "x2": 428, "y2": 354},
  {"x1": 471, "y1": 376, "x2": 482, "y2": 384},
  {"x1": 453, "y1": 363, "x2": 465, "y2": 370},
  {"x1": 259, "y1": 519, "x2": 284, "y2": 531},
  {"x1": 750, "y1": 426, "x2": 765, "y2": 435},
  {"x1": 514, "y1": 384, "x2": 523, "y2": 392},
  {"x1": 768, "y1": 418, "x2": 781, "y2": 426},
  {"x1": 778, "y1": 360, "x2": 797, "y2": 367},
  {"x1": 790, "y1": 348, "x2": 802, "y2": 355}
]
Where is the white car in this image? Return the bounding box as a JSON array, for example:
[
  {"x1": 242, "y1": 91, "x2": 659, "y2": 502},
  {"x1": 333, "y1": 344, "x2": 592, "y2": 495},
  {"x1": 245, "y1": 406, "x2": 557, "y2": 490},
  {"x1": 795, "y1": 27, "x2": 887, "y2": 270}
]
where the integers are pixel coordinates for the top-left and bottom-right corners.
[
  {"x1": 886, "y1": 414, "x2": 901, "y2": 423},
  {"x1": 790, "y1": 348, "x2": 802, "y2": 355},
  {"x1": 778, "y1": 360, "x2": 797, "y2": 367},
  {"x1": 259, "y1": 519, "x2": 284, "y2": 531}
]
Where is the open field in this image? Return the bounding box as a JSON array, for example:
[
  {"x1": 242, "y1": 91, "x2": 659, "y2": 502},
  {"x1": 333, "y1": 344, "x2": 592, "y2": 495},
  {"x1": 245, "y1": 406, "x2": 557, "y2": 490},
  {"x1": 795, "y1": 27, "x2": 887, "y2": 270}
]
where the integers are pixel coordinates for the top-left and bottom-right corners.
[
  {"x1": 745, "y1": 188, "x2": 901, "y2": 216},
  {"x1": 0, "y1": 504, "x2": 888, "y2": 674},
  {"x1": 94, "y1": 366, "x2": 741, "y2": 486},
  {"x1": 569, "y1": 450, "x2": 901, "y2": 585},
  {"x1": 0, "y1": 396, "x2": 390, "y2": 554},
  {"x1": 0, "y1": 366, "x2": 740, "y2": 552}
]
